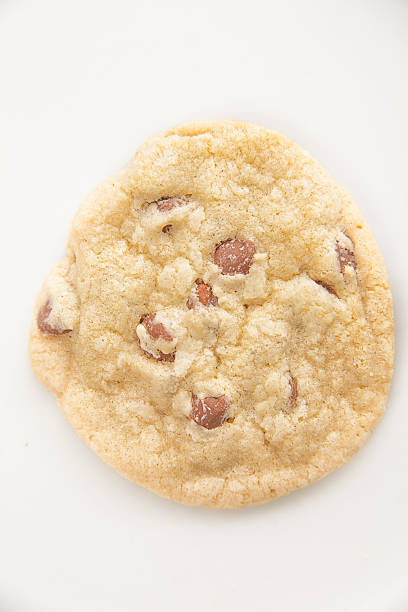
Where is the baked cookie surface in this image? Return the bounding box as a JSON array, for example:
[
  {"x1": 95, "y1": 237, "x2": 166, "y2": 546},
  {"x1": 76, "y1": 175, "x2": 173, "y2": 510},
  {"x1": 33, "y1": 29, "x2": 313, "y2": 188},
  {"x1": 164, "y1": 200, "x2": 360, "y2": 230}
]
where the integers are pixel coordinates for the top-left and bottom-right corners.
[{"x1": 29, "y1": 121, "x2": 394, "y2": 508}]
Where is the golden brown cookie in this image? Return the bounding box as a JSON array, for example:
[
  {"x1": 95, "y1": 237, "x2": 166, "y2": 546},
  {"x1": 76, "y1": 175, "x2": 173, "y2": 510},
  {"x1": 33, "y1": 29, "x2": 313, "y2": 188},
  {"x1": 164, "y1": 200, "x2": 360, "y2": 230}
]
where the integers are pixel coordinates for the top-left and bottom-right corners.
[{"x1": 29, "y1": 121, "x2": 394, "y2": 508}]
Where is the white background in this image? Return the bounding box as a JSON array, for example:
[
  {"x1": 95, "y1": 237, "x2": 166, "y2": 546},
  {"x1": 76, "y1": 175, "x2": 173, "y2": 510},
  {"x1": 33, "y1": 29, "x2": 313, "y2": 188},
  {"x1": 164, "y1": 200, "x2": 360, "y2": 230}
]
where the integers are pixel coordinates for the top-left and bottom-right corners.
[{"x1": 1, "y1": 1, "x2": 407, "y2": 611}]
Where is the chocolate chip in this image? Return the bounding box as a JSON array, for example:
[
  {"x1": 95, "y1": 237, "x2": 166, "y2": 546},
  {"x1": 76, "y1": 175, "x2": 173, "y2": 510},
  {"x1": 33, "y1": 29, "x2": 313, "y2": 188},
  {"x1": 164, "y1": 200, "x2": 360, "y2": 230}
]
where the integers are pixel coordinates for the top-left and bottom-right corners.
[
  {"x1": 155, "y1": 351, "x2": 176, "y2": 362},
  {"x1": 288, "y1": 374, "x2": 297, "y2": 410},
  {"x1": 156, "y1": 196, "x2": 188, "y2": 213},
  {"x1": 336, "y1": 240, "x2": 356, "y2": 274},
  {"x1": 141, "y1": 314, "x2": 173, "y2": 341},
  {"x1": 191, "y1": 395, "x2": 228, "y2": 429},
  {"x1": 314, "y1": 280, "x2": 338, "y2": 297},
  {"x1": 187, "y1": 280, "x2": 218, "y2": 309},
  {"x1": 214, "y1": 239, "x2": 256, "y2": 275},
  {"x1": 162, "y1": 224, "x2": 172, "y2": 233},
  {"x1": 139, "y1": 314, "x2": 176, "y2": 362},
  {"x1": 37, "y1": 299, "x2": 71, "y2": 335}
]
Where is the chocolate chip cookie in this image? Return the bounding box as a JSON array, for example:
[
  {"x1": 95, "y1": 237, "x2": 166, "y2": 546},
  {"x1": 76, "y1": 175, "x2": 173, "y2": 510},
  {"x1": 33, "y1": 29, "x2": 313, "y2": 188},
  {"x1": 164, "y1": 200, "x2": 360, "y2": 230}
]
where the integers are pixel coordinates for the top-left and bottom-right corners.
[{"x1": 29, "y1": 121, "x2": 394, "y2": 508}]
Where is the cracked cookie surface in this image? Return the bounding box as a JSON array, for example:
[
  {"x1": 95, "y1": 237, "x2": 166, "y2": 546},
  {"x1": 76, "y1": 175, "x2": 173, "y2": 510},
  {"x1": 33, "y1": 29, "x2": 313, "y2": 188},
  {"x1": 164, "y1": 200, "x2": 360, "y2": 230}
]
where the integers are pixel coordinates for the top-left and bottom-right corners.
[{"x1": 29, "y1": 121, "x2": 394, "y2": 508}]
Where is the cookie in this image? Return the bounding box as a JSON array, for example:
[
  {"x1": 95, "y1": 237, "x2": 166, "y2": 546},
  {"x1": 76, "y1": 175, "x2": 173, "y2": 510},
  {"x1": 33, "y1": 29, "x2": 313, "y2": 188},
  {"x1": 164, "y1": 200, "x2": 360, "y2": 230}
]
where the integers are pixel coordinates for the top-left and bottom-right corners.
[{"x1": 29, "y1": 121, "x2": 394, "y2": 508}]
